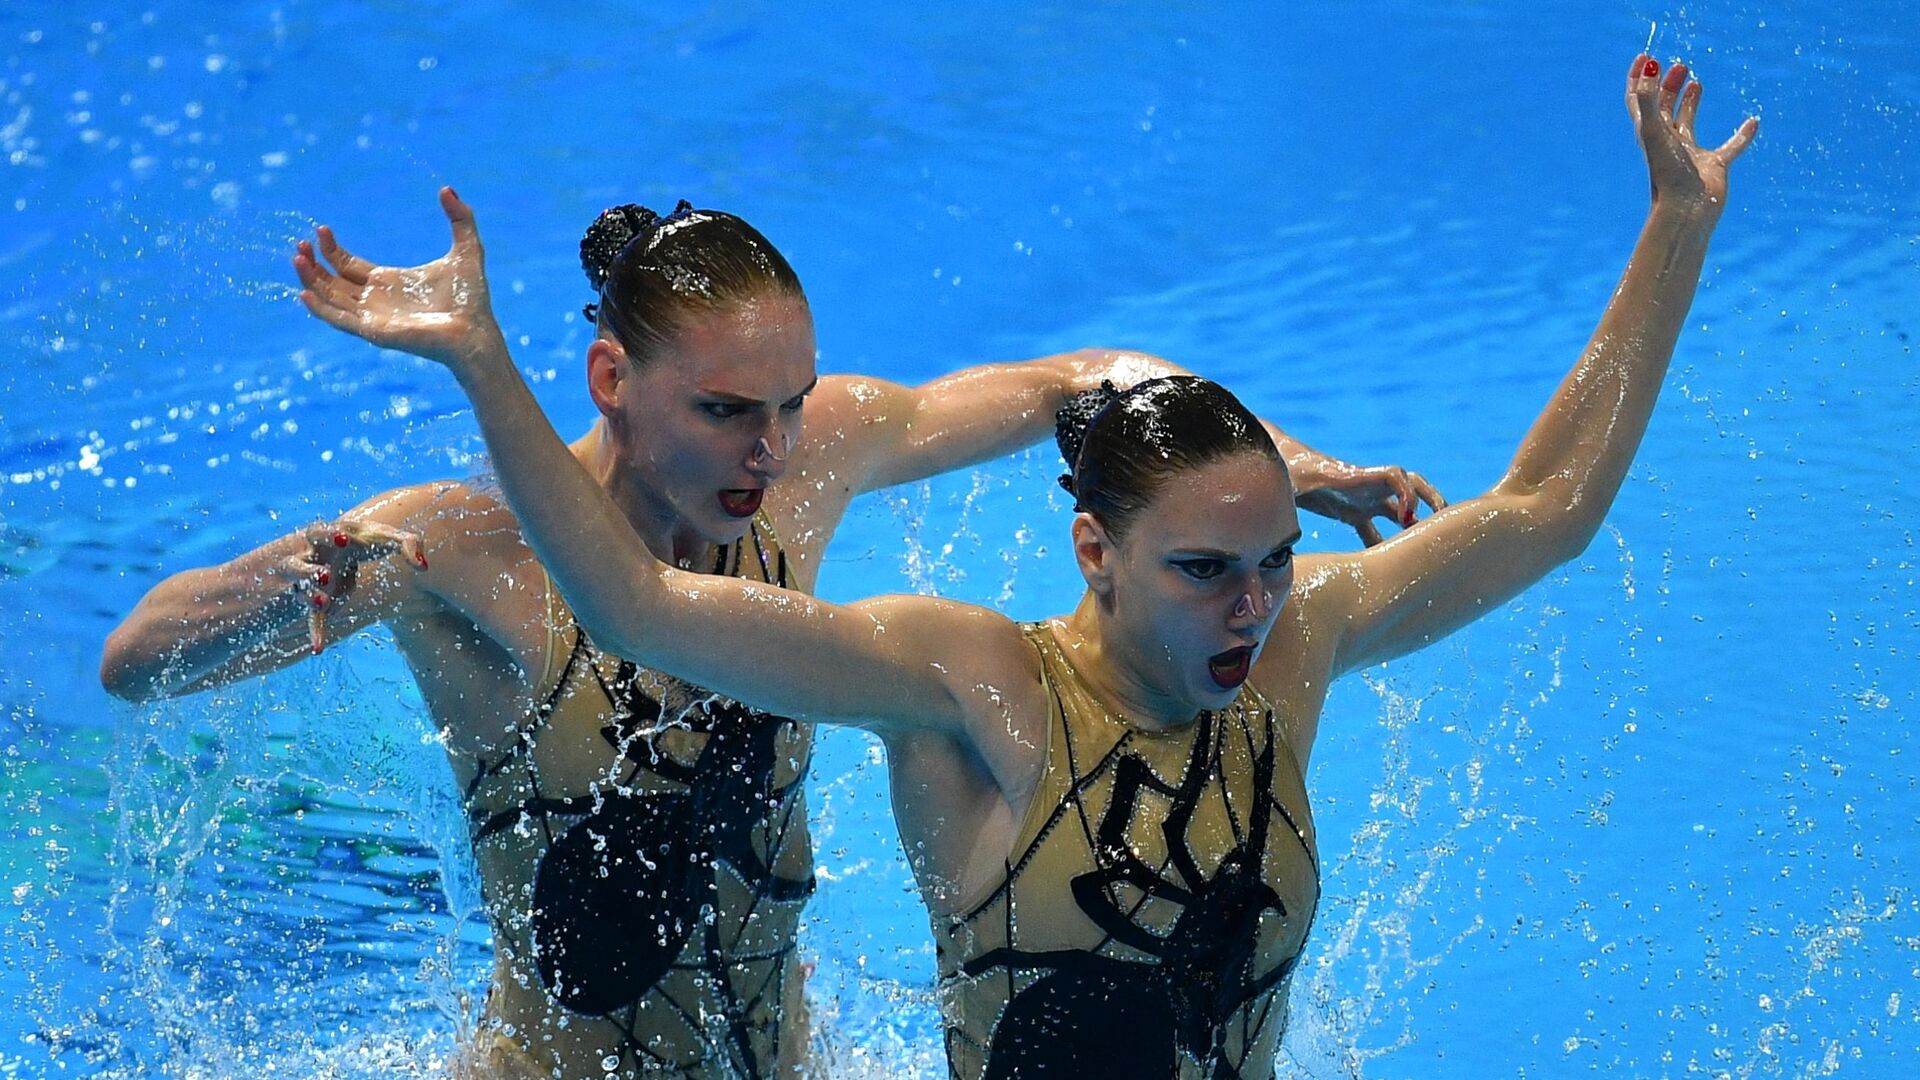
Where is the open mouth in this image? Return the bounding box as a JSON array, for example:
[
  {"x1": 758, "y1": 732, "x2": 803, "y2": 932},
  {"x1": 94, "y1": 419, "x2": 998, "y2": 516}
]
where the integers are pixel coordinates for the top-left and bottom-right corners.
[
  {"x1": 718, "y1": 488, "x2": 764, "y2": 518},
  {"x1": 1208, "y1": 646, "x2": 1254, "y2": 690}
]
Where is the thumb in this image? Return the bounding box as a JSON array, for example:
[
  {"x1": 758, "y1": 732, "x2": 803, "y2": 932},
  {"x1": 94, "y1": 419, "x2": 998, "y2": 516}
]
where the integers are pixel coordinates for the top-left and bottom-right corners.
[{"x1": 441, "y1": 186, "x2": 483, "y2": 256}]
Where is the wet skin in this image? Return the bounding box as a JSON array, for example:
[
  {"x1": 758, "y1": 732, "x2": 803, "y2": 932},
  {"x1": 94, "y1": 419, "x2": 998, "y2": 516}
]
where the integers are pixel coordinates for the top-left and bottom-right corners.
[
  {"x1": 586, "y1": 293, "x2": 818, "y2": 564},
  {"x1": 1059, "y1": 451, "x2": 1303, "y2": 728}
]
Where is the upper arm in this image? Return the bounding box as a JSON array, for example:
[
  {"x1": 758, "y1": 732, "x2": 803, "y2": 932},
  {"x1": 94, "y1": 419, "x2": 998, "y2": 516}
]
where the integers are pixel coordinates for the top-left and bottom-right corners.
[
  {"x1": 1318, "y1": 486, "x2": 1588, "y2": 676},
  {"x1": 807, "y1": 349, "x2": 1188, "y2": 495},
  {"x1": 602, "y1": 566, "x2": 1031, "y2": 738}
]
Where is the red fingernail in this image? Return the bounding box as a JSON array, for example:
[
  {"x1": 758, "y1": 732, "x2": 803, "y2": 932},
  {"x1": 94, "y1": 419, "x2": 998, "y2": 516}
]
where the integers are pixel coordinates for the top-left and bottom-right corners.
[
  {"x1": 316, "y1": 570, "x2": 331, "y2": 587},
  {"x1": 311, "y1": 592, "x2": 327, "y2": 608},
  {"x1": 332, "y1": 531, "x2": 350, "y2": 548},
  {"x1": 1643, "y1": 59, "x2": 1659, "y2": 77},
  {"x1": 1402, "y1": 507, "x2": 1415, "y2": 527},
  {"x1": 415, "y1": 553, "x2": 429, "y2": 570}
]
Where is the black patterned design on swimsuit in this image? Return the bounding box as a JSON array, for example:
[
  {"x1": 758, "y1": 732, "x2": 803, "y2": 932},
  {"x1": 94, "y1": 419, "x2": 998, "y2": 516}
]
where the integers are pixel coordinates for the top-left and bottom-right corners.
[
  {"x1": 465, "y1": 515, "x2": 814, "y2": 1077},
  {"x1": 936, "y1": 623, "x2": 1320, "y2": 1080}
]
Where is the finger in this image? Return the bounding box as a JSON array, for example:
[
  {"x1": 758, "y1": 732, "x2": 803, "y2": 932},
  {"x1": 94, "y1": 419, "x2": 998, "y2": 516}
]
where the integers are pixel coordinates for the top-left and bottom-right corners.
[
  {"x1": 1356, "y1": 520, "x2": 1384, "y2": 548},
  {"x1": 1714, "y1": 116, "x2": 1759, "y2": 163},
  {"x1": 1625, "y1": 53, "x2": 1653, "y2": 121},
  {"x1": 310, "y1": 606, "x2": 328, "y2": 655},
  {"x1": 293, "y1": 251, "x2": 364, "y2": 313},
  {"x1": 1630, "y1": 57, "x2": 1664, "y2": 130},
  {"x1": 292, "y1": 247, "x2": 337, "y2": 293},
  {"x1": 339, "y1": 519, "x2": 429, "y2": 570},
  {"x1": 1675, "y1": 80, "x2": 1702, "y2": 139},
  {"x1": 441, "y1": 186, "x2": 483, "y2": 257},
  {"x1": 1410, "y1": 472, "x2": 1448, "y2": 512},
  {"x1": 1385, "y1": 471, "x2": 1418, "y2": 528},
  {"x1": 304, "y1": 522, "x2": 350, "y2": 553},
  {"x1": 316, "y1": 225, "x2": 376, "y2": 286},
  {"x1": 298, "y1": 287, "x2": 371, "y2": 336},
  {"x1": 1659, "y1": 61, "x2": 1688, "y2": 118}
]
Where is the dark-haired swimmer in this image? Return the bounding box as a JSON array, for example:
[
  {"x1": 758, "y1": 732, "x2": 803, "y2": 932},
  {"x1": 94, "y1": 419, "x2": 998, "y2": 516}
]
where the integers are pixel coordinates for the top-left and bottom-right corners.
[
  {"x1": 104, "y1": 192, "x2": 1432, "y2": 1077},
  {"x1": 308, "y1": 56, "x2": 1755, "y2": 1076}
]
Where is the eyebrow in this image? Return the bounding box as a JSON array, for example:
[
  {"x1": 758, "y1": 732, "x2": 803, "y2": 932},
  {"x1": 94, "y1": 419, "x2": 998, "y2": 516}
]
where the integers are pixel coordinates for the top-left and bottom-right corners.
[
  {"x1": 1169, "y1": 531, "x2": 1304, "y2": 560},
  {"x1": 696, "y1": 376, "x2": 820, "y2": 406}
]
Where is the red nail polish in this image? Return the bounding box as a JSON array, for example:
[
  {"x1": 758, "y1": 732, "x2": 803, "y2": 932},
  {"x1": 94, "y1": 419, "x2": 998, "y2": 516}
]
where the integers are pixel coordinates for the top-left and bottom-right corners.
[
  {"x1": 311, "y1": 592, "x2": 327, "y2": 608},
  {"x1": 316, "y1": 570, "x2": 331, "y2": 587},
  {"x1": 333, "y1": 531, "x2": 351, "y2": 548},
  {"x1": 1643, "y1": 59, "x2": 1659, "y2": 77},
  {"x1": 416, "y1": 553, "x2": 429, "y2": 570}
]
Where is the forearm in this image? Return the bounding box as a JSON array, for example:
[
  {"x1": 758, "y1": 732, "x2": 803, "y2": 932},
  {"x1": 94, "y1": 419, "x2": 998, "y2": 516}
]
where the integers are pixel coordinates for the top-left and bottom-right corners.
[
  {"x1": 101, "y1": 539, "x2": 314, "y2": 699},
  {"x1": 1258, "y1": 421, "x2": 1339, "y2": 489},
  {"x1": 1498, "y1": 203, "x2": 1716, "y2": 536},
  {"x1": 452, "y1": 354, "x2": 664, "y2": 660},
  {"x1": 1070, "y1": 353, "x2": 1343, "y2": 499}
]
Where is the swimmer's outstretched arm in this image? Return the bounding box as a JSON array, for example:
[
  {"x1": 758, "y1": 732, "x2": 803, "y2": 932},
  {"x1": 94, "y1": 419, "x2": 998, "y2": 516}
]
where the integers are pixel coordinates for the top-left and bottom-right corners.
[
  {"x1": 809, "y1": 354, "x2": 1443, "y2": 546},
  {"x1": 1298, "y1": 55, "x2": 1758, "y2": 687}
]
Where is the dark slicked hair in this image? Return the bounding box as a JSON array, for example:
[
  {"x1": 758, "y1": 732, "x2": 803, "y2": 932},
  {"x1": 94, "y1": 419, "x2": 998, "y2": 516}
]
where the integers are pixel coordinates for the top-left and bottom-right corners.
[
  {"x1": 580, "y1": 201, "x2": 805, "y2": 364},
  {"x1": 1055, "y1": 376, "x2": 1280, "y2": 543}
]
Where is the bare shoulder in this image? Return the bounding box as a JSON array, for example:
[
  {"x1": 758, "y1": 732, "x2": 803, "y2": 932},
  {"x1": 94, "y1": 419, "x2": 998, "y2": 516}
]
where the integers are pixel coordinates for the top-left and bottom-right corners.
[
  {"x1": 792, "y1": 374, "x2": 913, "y2": 475},
  {"x1": 353, "y1": 479, "x2": 531, "y2": 561}
]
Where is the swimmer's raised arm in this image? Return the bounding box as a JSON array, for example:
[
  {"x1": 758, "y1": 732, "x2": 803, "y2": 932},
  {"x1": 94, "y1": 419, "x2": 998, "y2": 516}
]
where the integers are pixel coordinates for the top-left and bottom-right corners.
[
  {"x1": 809, "y1": 351, "x2": 1443, "y2": 545},
  {"x1": 296, "y1": 197, "x2": 1027, "y2": 733},
  {"x1": 441, "y1": 339, "x2": 1023, "y2": 733},
  {"x1": 1308, "y1": 54, "x2": 1757, "y2": 680}
]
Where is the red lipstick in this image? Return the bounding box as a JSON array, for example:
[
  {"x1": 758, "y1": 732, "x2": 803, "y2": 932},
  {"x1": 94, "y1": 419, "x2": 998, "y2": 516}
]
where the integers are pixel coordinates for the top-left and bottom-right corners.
[
  {"x1": 1208, "y1": 646, "x2": 1254, "y2": 690},
  {"x1": 718, "y1": 488, "x2": 764, "y2": 518}
]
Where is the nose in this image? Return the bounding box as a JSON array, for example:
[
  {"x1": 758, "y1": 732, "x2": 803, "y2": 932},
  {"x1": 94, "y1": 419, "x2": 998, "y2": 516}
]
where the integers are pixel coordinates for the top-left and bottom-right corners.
[
  {"x1": 1229, "y1": 581, "x2": 1274, "y2": 626},
  {"x1": 747, "y1": 427, "x2": 793, "y2": 478}
]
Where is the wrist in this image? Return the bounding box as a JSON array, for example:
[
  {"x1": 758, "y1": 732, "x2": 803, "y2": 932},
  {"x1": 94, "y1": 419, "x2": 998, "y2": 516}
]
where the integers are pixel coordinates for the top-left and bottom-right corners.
[
  {"x1": 450, "y1": 325, "x2": 516, "y2": 384},
  {"x1": 1647, "y1": 195, "x2": 1720, "y2": 237}
]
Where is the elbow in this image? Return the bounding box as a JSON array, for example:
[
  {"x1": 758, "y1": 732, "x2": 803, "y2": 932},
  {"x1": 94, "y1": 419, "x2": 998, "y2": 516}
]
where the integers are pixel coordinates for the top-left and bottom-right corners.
[
  {"x1": 99, "y1": 626, "x2": 163, "y2": 702},
  {"x1": 1493, "y1": 481, "x2": 1611, "y2": 570},
  {"x1": 99, "y1": 639, "x2": 146, "y2": 702}
]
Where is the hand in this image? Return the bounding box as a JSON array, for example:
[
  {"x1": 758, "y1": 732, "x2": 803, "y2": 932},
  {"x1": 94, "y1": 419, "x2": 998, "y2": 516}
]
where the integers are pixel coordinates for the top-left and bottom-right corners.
[
  {"x1": 285, "y1": 520, "x2": 427, "y2": 655},
  {"x1": 1627, "y1": 54, "x2": 1758, "y2": 221},
  {"x1": 1294, "y1": 461, "x2": 1446, "y2": 547},
  {"x1": 294, "y1": 187, "x2": 509, "y2": 372}
]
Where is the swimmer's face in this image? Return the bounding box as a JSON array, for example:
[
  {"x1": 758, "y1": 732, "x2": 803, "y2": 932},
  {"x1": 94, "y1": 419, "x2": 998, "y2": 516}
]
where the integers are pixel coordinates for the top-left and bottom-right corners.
[
  {"x1": 1086, "y1": 451, "x2": 1300, "y2": 712},
  {"x1": 601, "y1": 293, "x2": 817, "y2": 545}
]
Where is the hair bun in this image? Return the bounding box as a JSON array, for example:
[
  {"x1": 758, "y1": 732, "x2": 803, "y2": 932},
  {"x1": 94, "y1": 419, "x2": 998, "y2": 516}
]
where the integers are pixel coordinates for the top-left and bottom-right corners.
[
  {"x1": 1053, "y1": 379, "x2": 1121, "y2": 496},
  {"x1": 580, "y1": 204, "x2": 661, "y2": 293}
]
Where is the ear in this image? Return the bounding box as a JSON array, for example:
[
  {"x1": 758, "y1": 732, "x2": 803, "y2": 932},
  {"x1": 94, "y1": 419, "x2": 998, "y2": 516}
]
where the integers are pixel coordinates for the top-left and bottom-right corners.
[
  {"x1": 1071, "y1": 512, "x2": 1117, "y2": 598},
  {"x1": 586, "y1": 337, "x2": 625, "y2": 419}
]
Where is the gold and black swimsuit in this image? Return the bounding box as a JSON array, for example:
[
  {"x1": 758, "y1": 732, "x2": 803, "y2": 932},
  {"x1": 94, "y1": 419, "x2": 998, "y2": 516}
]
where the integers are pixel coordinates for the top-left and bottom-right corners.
[
  {"x1": 462, "y1": 512, "x2": 815, "y2": 1078},
  {"x1": 936, "y1": 622, "x2": 1320, "y2": 1079}
]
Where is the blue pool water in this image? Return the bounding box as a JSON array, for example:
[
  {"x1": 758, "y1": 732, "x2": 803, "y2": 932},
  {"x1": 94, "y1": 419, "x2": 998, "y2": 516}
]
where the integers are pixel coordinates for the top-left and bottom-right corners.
[{"x1": 2, "y1": 2, "x2": 1915, "y2": 1076}]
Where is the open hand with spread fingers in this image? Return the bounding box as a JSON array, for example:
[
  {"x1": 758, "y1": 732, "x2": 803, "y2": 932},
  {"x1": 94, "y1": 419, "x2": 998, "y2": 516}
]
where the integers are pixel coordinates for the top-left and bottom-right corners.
[
  {"x1": 293, "y1": 186, "x2": 510, "y2": 374},
  {"x1": 1628, "y1": 54, "x2": 1759, "y2": 221}
]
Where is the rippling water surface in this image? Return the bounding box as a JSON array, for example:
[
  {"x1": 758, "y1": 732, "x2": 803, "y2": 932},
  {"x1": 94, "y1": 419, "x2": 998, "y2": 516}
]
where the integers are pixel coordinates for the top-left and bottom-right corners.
[{"x1": 2, "y1": 2, "x2": 1915, "y2": 1076}]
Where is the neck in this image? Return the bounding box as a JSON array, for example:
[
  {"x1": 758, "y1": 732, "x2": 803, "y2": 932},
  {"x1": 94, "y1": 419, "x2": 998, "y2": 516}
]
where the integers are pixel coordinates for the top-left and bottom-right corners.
[
  {"x1": 1058, "y1": 592, "x2": 1202, "y2": 732},
  {"x1": 579, "y1": 420, "x2": 713, "y2": 568}
]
